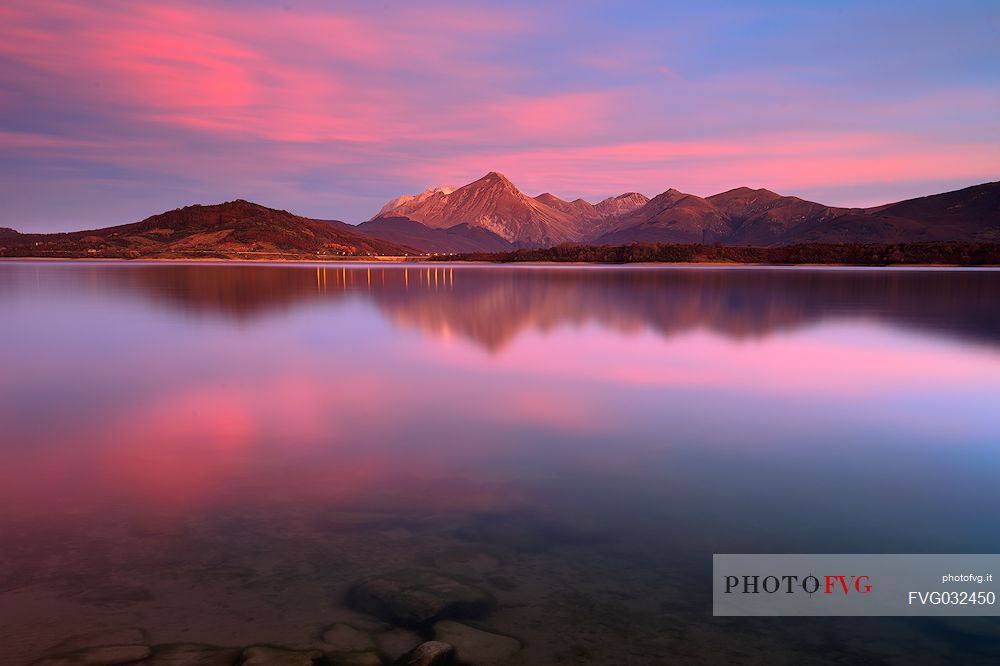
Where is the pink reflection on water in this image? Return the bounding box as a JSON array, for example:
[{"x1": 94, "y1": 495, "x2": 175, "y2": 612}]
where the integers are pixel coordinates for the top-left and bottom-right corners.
[
  {"x1": 418, "y1": 322, "x2": 1000, "y2": 396},
  {"x1": 0, "y1": 366, "x2": 546, "y2": 519},
  {"x1": 1, "y1": 263, "x2": 998, "y2": 526},
  {"x1": 4, "y1": 319, "x2": 999, "y2": 522}
]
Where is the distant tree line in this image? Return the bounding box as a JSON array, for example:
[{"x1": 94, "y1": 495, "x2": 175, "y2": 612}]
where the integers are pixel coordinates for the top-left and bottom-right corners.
[{"x1": 427, "y1": 242, "x2": 1000, "y2": 266}]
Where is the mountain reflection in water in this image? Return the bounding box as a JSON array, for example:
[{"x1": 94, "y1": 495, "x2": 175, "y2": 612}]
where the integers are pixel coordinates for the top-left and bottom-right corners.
[{"x1": 7, "y1": 261, "x2": 996, "y2": 350}]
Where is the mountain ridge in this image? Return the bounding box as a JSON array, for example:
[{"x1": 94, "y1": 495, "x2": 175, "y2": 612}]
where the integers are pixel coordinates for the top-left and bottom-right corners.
[
  {"x1": 372, "y1": 175, "x2": 1000, "y2": 248},
  {"x1": 2, "y1": 178, "x2": 998, "y2": 259},
  {"x1": 0, "y1": 199, "x2": 415, "y2": 259}
]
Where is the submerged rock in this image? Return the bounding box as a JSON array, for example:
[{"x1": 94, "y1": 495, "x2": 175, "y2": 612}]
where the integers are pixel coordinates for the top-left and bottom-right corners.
[
  {"x1": 321, "y1": 624, "x2": 376, "y2": 654},
  {"x1": 241, "y1": 646, "x2": 322, "y2": 666},
  {"x1": 394, "y1": 641, "x2": 455, "y2": 666},
  {"x1": 373, "y1": 628, "x2": 423, "y2": 662},
  {"x1": 347, "y1": 570, "x2": 495, "y2": 627},
  {"x1": 144, "y1": 643, "x2": 241, "y2": 666},
  {"x1": 33, "y1": 645, "x2": 152, "y2": 666},
  {"x1": 432, "y1": 622, "x2": 520, "y2": 665}
]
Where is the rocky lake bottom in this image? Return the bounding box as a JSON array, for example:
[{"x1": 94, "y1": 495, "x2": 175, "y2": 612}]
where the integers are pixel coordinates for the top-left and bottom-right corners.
[{"x1": 8, "y1": 504, "x2": 1000, "y2": 665}]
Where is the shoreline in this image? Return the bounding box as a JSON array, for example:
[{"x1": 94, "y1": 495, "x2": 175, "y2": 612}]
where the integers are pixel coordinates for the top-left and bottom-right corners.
[{"x1": 1, "y1": 256, "x2": 997, "y2": 269}]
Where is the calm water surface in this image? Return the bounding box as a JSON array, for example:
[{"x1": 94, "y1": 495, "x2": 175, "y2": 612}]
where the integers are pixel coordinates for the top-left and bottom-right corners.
[{"x1": 1, "y1": 261, "x2": 999, "y2": 665}]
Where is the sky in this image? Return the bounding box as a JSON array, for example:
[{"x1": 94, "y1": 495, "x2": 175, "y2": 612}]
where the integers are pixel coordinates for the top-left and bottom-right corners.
[{"x1": 2, "y1": 0, "x2": 999, "y2": 232}]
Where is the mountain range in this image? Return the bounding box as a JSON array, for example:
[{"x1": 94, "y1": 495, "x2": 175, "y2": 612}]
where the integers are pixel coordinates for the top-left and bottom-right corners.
[
  {"x1": 1, "y1": 173, "x2": 997, "y2": 259},
  {"x1": 364, "y1": 172, "x2": 999, "y2": 250}
]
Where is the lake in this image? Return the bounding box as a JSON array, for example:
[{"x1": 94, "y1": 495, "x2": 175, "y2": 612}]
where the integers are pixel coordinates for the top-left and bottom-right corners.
[{"x1": 1, "y1": 261, "x2": 998, "y2": 665}]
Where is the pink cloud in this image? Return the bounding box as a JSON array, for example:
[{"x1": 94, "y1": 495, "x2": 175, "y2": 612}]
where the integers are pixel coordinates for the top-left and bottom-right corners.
[
  {"x1": 0, "y1": 0, "x2": 535, "y2": 147},
  {"x1": 490, "y1": 91, "x2": 617, "y2": 139}
]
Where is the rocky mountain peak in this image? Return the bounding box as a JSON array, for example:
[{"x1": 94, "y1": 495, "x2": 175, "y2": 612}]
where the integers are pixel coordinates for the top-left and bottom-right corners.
[
  {"x1": 475, "y1": 171, "x2": 517, "y2": 191},
  {"x1": 594, "y1": 192, "x2": 650, "y2": 217},
  {"x1": 375, "y1": 186, "x2": 455, "y2": 219}
]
